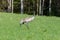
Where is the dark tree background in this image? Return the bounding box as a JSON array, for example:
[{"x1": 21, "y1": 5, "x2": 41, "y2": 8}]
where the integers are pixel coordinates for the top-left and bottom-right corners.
[{"x1": 0, "y1": 0, "x2": 60, "y2": 16}]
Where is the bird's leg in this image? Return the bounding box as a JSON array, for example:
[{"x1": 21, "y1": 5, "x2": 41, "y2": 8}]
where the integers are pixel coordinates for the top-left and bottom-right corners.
[
  {"x1": 20, "y1": 24, "x2": 22, "y2": 27},
  {"x1": 25, "y1": 23, "x2": 29, "y2": 29}
]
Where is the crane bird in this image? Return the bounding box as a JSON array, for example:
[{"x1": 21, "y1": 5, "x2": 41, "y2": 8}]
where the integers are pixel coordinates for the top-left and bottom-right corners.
[{"x1": 20, "y1": 16, "x2": 35, "y2": 29}]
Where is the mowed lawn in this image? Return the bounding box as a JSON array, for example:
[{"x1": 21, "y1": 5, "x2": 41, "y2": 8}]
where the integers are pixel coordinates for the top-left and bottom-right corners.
[{"x1": 0, "y1": 12, "x2": 60, "y2": 40}]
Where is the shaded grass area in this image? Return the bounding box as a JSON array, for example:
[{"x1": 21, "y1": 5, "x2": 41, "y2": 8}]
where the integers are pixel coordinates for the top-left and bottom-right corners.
[{"x1": 0, "y1": 12, "x2": 60, "y2": 40}]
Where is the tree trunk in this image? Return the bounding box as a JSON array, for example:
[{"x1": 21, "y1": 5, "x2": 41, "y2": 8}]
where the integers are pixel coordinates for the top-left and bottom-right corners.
[
  {"x1": 7, "y1": 0, "x2": 11, "y2": 12},
  {"x1": 39, "y1": 0, "x2": 42, "y2": 15},
  {"x1": 49, "y1": 0, "x2": 51, "y2": 16},
  {"x1": 12, "y1": 0, "x2": 13, "y2": 13},
  {"x1": 21, "y1": 0, "x2": 24, "y2": 14}
]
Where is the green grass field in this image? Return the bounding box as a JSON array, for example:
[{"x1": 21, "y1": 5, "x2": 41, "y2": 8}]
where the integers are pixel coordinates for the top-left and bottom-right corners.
[{"x1": 0, "y1": 12, "x2": 60, "y2": 40}]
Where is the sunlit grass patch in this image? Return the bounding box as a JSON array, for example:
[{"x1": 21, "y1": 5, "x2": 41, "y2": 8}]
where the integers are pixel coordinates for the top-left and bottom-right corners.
[{"x1": 0, "y1": 13, "x2": 60, "y2": 40}]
